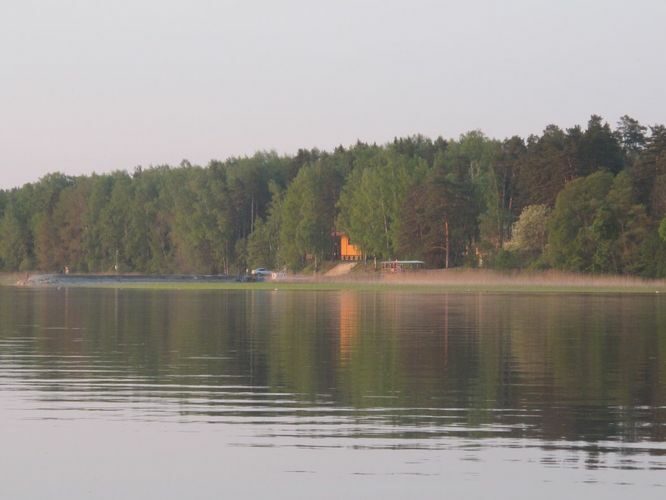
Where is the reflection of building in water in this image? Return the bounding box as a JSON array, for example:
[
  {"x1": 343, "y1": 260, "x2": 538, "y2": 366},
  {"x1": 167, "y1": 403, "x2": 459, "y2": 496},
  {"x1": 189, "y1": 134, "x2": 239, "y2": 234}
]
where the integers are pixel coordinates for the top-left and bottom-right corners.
[
  {"x1": 339, "y1": 292, "x2": 359, "y2": 364},
  {"x1": 442, "y1": 293, "x2": 449, "y2": 366}
]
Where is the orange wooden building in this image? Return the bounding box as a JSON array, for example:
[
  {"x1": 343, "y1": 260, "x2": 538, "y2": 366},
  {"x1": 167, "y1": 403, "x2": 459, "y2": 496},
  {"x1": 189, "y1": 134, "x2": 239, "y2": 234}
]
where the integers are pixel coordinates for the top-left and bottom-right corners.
[{"x1": 333, "y1": 232, "x2": 363, "y2": 261}]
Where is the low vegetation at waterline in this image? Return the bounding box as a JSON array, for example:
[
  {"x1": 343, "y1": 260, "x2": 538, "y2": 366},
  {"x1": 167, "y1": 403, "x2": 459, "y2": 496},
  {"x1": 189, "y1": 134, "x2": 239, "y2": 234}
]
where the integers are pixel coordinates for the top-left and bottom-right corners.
[
  {"x1": 1, "y1": 115, "x2": 665, "y2": 277},
  {"x1": 7, "y1": 269, "x2": 666, "y2": 294}
]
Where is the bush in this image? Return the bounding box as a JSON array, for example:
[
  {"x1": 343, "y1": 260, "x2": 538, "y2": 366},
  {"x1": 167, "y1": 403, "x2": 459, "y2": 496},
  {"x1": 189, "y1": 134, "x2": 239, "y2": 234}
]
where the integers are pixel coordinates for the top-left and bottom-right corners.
[{"x1": 488, "y1": 249, "x2": 521, "y2": 270}]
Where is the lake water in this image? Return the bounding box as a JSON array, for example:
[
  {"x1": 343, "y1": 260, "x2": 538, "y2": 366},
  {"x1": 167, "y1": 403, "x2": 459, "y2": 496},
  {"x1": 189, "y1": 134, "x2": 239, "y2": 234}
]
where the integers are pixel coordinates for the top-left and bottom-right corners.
[{"x1": 1, "y1": 287, "x2": 665, "y2": 499}]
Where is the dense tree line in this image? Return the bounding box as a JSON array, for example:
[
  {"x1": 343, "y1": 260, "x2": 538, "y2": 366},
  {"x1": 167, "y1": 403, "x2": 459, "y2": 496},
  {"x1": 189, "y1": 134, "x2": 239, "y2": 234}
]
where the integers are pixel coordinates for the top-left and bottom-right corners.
[{"x1": 1, "y1": 115, "x2": 665, "y2": 277}]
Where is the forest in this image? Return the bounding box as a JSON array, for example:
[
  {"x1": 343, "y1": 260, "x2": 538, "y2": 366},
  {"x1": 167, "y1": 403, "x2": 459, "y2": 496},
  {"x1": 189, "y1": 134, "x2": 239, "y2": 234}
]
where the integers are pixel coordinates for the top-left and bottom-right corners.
[{"x1": 1, "y1": 115, "x2": 665, "y2": 277}]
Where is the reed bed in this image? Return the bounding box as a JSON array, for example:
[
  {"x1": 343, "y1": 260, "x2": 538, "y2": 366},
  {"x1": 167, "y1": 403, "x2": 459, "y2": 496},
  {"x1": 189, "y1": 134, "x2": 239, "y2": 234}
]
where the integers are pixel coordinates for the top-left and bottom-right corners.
[
  {"x1": 4, "y1": 269, "x2": 665, "y2": 293},
  {"x1": 319, "y1": 268, "x2": 666, "y2": 293}
]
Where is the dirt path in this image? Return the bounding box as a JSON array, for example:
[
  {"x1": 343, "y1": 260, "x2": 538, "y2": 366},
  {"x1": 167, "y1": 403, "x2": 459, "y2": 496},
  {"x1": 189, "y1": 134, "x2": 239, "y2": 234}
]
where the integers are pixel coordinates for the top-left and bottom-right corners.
[{"x1": 324, "y1": 262, "x2": 358, "y2": 277}]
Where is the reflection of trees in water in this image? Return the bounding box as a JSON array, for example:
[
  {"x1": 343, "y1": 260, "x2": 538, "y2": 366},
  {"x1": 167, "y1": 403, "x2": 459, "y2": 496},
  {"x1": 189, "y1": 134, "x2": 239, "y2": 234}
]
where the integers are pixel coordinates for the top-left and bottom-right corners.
[{"x1": 1, "y1": 288, "x2": 664, "y2": 445}]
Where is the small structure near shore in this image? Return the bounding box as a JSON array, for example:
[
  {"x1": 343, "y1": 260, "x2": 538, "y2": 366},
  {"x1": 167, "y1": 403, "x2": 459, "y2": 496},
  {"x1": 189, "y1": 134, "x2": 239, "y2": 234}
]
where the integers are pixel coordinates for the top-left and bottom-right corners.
[
  {"x1": 332, "y1": 232, "x2": 363, "y2": 261},
  {"x1": 381, "y1": 260, "x2": 425, "y2": 272}
]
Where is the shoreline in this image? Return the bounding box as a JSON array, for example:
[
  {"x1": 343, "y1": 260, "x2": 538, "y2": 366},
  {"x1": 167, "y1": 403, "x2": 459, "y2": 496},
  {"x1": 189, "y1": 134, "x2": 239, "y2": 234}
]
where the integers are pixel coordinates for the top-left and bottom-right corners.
[{"x1": 3, "y1": 269, "x2": 666, "y2": 294}]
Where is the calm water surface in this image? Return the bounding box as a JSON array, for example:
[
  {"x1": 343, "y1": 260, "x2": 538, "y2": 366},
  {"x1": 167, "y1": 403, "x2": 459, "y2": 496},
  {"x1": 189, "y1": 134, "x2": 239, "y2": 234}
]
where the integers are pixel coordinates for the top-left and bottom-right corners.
[{"x1": 1, "y1": 287, "x2": 665, "y2": 499}]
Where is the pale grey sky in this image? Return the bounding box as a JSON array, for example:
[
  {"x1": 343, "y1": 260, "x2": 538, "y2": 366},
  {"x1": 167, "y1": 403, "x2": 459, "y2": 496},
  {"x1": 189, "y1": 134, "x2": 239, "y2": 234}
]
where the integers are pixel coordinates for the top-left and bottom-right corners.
[{"x1": 1, "y1": 0, "x2": 665, "y2": 189}]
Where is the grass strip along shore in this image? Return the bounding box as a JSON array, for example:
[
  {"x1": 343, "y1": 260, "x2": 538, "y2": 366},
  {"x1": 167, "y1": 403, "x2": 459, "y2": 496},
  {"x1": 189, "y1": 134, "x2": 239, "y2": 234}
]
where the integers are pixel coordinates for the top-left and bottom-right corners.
[{"x1": 5, "y1": 270, "x2": 666, "y2": 294}]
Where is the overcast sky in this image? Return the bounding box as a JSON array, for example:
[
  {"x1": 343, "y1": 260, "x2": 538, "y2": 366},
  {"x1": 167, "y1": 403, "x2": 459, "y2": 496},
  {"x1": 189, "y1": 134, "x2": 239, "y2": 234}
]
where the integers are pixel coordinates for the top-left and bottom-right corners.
[{"x1": 1, "y1": 0, "x2": 664, "y2": 189}]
